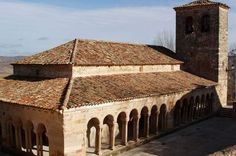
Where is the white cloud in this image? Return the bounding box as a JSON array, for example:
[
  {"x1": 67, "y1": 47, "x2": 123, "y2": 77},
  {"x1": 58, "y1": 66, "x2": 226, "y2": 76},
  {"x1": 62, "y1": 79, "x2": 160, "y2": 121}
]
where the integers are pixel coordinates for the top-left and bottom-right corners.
[
  {"x1": 0, "y1": 1, "x2": 235, "y2": 56},
  {"x1": 0, "y1": 1, "x2": 175, "y2": 56}
]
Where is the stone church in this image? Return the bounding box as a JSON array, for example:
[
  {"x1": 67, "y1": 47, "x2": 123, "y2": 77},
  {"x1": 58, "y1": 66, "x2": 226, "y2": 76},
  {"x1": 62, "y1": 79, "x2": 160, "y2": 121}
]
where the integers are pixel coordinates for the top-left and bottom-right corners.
[{"x1": 0, "y1": 0, "x2": 229, "y2": 156}]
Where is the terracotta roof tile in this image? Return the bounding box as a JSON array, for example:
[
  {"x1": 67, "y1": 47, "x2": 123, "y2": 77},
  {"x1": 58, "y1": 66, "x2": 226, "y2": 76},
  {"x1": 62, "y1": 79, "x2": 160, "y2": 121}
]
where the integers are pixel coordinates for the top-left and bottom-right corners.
[
  {"x1": 14, "y1": 39, "x2": 182, "y2": 66},
  {"x1": 15, "y1": 41, "x2": 74, "y2": 65},
  {"x1": 174, "y1": 0, "x2": 229, "y2": 10},
  {"x1": 67, "y1": 71, "x2": 216, "y2": 108},
  {"x1": 0, "y1": 78, "x2": 69, "y2": 110},
  {"x1": 74, "y1": 40, "x2": 182, "y2": 66}
]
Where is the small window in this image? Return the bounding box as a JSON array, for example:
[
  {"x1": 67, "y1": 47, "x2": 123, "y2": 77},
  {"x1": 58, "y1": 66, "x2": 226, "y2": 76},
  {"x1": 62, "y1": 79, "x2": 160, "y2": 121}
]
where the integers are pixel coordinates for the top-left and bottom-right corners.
[
  {"x1": 201, "y1": 15, "x2": 210, "y2": 32},
  {"x1": 185, "y1": 17, "x2": 194, "y2": 34}
]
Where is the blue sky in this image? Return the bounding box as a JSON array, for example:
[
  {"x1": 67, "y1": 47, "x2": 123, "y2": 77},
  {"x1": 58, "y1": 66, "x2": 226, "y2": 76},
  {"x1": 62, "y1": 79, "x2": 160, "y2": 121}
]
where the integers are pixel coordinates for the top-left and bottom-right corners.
[{"x1": 0, "y1": 0, "x2": 235, "y2": 56}]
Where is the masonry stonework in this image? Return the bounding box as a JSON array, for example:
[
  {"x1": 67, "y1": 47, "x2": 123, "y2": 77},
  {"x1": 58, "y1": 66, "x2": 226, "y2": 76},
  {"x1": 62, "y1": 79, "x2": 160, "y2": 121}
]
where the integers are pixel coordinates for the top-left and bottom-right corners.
[
  {"x1": 175, "y1": 4, "x2": 229, "y2": 107},
  {"x1": 13, "y1": 64, "x2": 72, "y2": 78},
  {"x1": 0, "y1": 1, "x2": 230, "y2": 156}
]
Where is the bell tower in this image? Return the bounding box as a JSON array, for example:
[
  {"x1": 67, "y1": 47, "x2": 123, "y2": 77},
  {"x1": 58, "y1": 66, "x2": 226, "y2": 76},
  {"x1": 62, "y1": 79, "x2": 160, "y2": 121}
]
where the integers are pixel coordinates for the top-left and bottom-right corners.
[{"x1": 174, "y1": 0, "x2": 229, "y2": 106}]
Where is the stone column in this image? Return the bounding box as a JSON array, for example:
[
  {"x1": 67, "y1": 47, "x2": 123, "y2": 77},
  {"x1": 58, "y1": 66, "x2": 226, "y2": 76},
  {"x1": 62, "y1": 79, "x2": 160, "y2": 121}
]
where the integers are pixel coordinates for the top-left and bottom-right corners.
[
  {"x1": 197, "y1": 102, "x2": 201, "y2": 118},
  {"x1": 121, "y1": 120, "x2": 127, "y2": 146},
  {"x1": 9, "y1": 123, "x2": 14, "y2": 147},
  {"x1": 36, "y1": 132, "x2": 40, "y2": 156},
  {"x1": 35, "y1": 129, "x2": 43, "y2": 156},
  {"x1": 156, "y1": 112, "x2": 159, "y2": 134},
  {"x1": 109, "y1": 122, "x2": 115, "y2": 150},
  {"x1": 28, "y1": 129, "x2": 33, "y2": 152},
  {"x1": 95, "y1": 125, "x2": 101, "y2": 155},
  {"x1": 14, "y1": 125, "x2": 20, "y2": 149},
  {"x1": 145, "y1": 114, "x2": 150, "y2": 138},
  {"x1": 87, "y1": 129, "x2": 91, "y2": 148},
  {"x1": 24, "y1": 128, "x2": 29, "y2": 152}
]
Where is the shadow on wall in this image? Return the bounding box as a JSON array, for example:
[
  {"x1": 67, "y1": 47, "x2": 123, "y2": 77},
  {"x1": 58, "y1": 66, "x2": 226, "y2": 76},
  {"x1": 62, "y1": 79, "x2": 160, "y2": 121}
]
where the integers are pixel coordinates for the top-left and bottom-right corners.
[
  {"x1": 85, "y1": 84, "x2": 226, "y2": 155},
  {"x1": 141, "y1": 87, "x2": 234, "y2": 156}
]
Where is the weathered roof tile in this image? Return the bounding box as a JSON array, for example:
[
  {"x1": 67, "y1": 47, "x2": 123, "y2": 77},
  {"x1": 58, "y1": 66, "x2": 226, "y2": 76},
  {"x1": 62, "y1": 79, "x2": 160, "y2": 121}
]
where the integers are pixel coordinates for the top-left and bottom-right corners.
[
  {"x1": 0, "y1": 78, "x2": 69, "y2": 110},
  {"x1": 14, "y1": 39, "x2": 182, "y2": 66},
  {"x1": 67, "y1": 71, "x2": 216, "y2": 108}
]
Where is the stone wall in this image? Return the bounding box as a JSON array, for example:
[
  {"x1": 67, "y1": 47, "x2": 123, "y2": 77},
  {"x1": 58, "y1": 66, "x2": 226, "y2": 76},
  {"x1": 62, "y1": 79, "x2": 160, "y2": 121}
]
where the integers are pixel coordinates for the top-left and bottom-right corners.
[
  {"x1": 175, "y1": 6, "x2": 228, "y2": 106},
  {"x1": 0, "y1": 102, "x2": 64, "y2": 156},
  {"x1": 217, "y1": 7, "x2": 229, "y2": 106},
  {"x1": 227, "y1": 55, "x2": 236, "y2": 102},
  {"x1": 73, "y1": 65, "x2": 180, "y2": 77},
  {"x1": 176, "y1": 6, "x2": 220, "y2": 82},
  {"x1": 13, "y1": 64, "x2": 72, "y2": 78},
  {"x1": 62, "y1": 87, "x2": 216, "y2": 156}
]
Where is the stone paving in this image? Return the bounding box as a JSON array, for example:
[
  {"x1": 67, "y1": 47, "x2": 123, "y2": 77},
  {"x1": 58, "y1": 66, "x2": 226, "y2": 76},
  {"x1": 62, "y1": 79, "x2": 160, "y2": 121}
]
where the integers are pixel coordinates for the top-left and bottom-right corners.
[{"x1": 122, "y1": 117, "x2": 236, "y2": 156}]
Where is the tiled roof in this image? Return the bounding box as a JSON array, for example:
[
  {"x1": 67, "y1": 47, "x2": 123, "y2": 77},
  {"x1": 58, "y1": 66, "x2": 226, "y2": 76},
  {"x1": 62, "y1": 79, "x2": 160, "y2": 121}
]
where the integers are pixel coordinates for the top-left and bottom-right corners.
[
  {"x1": 73, "y1": 40, "x2": 182, "y2": 66},
  {"x1": 174, "y1": 0, "x2": 229, "y2": 10},
  {"x1": 0, "y1": 71, "x2": 216, "y2": 110},
  {"x1": 15, "y1": 41, "x2": 75, "y2": 65},
  {"x1": 0, "y1": 78, "x2": 69, "y2": 110},
  {"x1": 67, "y1": 71, "x2": 216, "y2": 108},
  {"x1": 14, "y1": 39, "x2": 182, "y2": 66}
]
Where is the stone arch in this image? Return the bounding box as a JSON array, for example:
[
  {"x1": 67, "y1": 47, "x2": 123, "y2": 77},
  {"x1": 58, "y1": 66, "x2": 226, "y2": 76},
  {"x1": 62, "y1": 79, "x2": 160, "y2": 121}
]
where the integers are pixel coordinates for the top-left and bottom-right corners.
[
  {"x1": 201, "y1": 15, "x2": 210, "y2": 32},
  {"x1": 25, "y1": 120, "x2": 36, "y2": 153},
  {"x1": 139, "y1": 106, "x2": 149, "y2": 138},
  {"x1": 188, "y1": 97, "x2": 194, "y2": 121},
  {"x1": 158, "y1": 104, "x2": 167, "y2": 131},
  {"x1": 102, "y1": 114, "x2": 115, "y2": 150},
  {"x1": 195, "y1": 96, "x2": 200, "y2": 119},
  {"x1": 6, "y1": 117, "x2": 16, "y2": 148},
  {"x1": 181, "y1": 99, "x2": 188, "y2": 123},
  {"x1": 200, "y1": 95, "x2": 206, "y2": 117},
  {"x1": 174, "y1": 100, "x2": 181, "y2": 126},
  {"x1": 116, "y1": 112, "x2": 127, "y2": 146},
  {"x1": 128, "y1": 109, "x2": 139, "y2": 141},
  {"x1": 149, "y1": 105, "x2": 158, "y2": 135},
  {"x1": 36, "y1": 123, "x2": 49, "y2": 156},
  {"x1": 87, "y1": 118, "x2": 101, "y2": 155},
  {"x1": 185, "y1": 16, "x2": 194, "y2": 34},
  {"x1": 13, "y1": 118, "x2": 24, "y2": 151}
]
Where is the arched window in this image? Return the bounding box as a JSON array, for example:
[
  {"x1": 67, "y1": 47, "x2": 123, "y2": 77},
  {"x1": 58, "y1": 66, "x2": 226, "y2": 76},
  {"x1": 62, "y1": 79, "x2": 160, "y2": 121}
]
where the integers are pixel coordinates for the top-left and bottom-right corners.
[
  {"x1": 201, "y1": 15, "x2": 210, "y2": 32},
  {"x1": 185, "y1": 17, "x2": 193, "y2": 34}
]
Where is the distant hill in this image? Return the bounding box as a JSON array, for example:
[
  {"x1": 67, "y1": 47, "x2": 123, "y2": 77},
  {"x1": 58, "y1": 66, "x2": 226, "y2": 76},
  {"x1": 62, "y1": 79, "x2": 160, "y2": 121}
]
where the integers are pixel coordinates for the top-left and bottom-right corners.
[{"x1": 0, "y1": 56, "x2": 25, "y2": 78}]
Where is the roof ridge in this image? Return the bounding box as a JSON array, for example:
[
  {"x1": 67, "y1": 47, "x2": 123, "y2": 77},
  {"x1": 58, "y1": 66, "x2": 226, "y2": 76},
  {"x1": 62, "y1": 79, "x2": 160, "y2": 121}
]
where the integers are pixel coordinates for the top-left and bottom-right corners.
[
  {"x1": 60, "y1": 78, "x2": 74, "y2": 110},
  {"x1": 77, "y1": 38, "x2": 149, "y2": 47},
  {"x1": 174, "y1": 0, "x2": 229, "y2": 10},
  {"x1": 70, "y1": 39, "x2": 78, "y2": 64}
]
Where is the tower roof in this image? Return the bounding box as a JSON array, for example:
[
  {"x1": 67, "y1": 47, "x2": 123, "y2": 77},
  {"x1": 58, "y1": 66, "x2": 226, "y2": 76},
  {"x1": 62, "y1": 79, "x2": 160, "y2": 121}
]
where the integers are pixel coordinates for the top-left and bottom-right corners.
[{"x1": 174, "y1": 0, "x2": 229, "y2": 10}]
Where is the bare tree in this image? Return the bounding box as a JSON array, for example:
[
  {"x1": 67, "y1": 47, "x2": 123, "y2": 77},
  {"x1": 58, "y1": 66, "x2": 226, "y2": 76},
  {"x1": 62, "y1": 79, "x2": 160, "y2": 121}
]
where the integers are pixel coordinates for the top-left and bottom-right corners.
[
  {"x1": 154, "y1": 30, "x2": 175, "y2": 52},
  {"x1": 230, "y1": 43, "x2": 236, "y2": 52}
]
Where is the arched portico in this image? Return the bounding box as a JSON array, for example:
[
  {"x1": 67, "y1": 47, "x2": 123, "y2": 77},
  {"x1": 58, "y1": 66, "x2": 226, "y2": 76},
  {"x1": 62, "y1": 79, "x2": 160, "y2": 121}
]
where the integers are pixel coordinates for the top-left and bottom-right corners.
[
  {"x1": 139, "y1": 107, "x2": 149, "y2": 138},
  {"x1": 149, "y1": 105, "x2": 158, "y2": 135},
  {"x1": 128, "y1": 109, "x2": 139, "y2": 142},
  {"x1": 102, "y1": 115, "x2": 115, "y2": 150},
  {"x1": 116, "y1": 112, "x2": 127, "y2": 146},
  {"x1": 158, "y1": 104, "x2": 167, "y2": 131}
]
